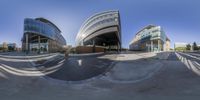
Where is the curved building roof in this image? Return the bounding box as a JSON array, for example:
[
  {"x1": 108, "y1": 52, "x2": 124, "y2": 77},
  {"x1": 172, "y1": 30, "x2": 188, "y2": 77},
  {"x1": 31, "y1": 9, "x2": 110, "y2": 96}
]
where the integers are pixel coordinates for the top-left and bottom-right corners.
[
  {"x1": 23, "y1": 18, "x2": 66, "y2": 45},
  {"x1": 129, "y1": 25, "x2": 170, "y2": 45},
  {"x1": 35, "y1": 18, "x2": 61, "y2": 32},
  {"x1": 76, "y1": 10, "x2": 121, "y2": 46}
]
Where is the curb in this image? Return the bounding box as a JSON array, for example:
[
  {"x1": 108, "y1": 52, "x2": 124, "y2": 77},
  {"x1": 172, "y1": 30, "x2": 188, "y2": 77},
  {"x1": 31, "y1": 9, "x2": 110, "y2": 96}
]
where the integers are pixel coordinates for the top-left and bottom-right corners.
[
  {"x1": 41, "y1": 55, "x2": 118, "y2": 85},
  {"x1": 69, "y1": 52, "x2": 104, "y2": 57},
  {"x1": 101, "y1": 61, "x2": 164, "y2": 84},
  {"x1": 0, "y1": 53, "x2": 59, "y2": 59}
]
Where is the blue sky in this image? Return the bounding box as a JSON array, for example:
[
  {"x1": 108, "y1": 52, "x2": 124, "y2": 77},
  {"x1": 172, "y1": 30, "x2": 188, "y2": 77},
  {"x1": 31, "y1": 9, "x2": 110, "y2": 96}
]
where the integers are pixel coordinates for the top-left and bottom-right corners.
[{"x1": 0, "y1": 0, "x2": 200, "y2": 48}]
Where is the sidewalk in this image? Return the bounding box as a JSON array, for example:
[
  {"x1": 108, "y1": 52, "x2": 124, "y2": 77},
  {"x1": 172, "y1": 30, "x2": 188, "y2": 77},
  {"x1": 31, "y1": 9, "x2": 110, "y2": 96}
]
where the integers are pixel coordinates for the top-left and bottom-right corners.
[
  {"x1": 0, "y1": 52, "x2": 174, "y2": 100},
  {"x1": 69, "y1": 52, "x2": 104, "y2": 56},
  {"x1": 101, "y1": 52, "x2": 170, "y2": 83},
  {"x1": 0, "y1": 52, "x2": 59, "y2": 59}
]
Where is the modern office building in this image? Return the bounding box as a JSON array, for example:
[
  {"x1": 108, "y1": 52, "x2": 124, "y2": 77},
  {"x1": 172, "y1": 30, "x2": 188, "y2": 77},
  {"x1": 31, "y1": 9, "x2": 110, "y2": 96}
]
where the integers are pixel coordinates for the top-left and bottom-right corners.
[
  {"x1": 21, "y1": 18, "x2": 66, "y2": 53},
  {"x1": 7, "y1": 43, "x2": 16, "y2": 51},
  {"x1": 129, "y1": 25, "x2": 170, "y2": 52},
  {"x1": 0, "y1": 42, "x2": 16, "y2": 52},
  {"x1": 174, "y1": 42, "x2": 188, "y2": 51},
  {"x1": 75, "y1": 10, "x2": 121, "y2": 52},
  {"x1": 174, "y1": 42, "x2": 187, "y2": 48}
]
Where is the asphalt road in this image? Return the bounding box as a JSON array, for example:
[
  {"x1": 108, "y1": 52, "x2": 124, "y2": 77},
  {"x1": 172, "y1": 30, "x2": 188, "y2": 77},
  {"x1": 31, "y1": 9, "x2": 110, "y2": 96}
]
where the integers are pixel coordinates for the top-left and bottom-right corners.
[
  {"x1": 117, "y1": 52, "x2": 200, "y2": 98},
  {"x1": 1, "y1": 52, "x2": 200, "y2": 100},
  {"x1": 167, "y1": 52, "x2": 179, "y2": 60},
  {"x1": 178, "y1": 52, "x2": 200, "y2": 63},
  {"x1": 45, "y1": 54, "x2": 116, "y2": 81}
]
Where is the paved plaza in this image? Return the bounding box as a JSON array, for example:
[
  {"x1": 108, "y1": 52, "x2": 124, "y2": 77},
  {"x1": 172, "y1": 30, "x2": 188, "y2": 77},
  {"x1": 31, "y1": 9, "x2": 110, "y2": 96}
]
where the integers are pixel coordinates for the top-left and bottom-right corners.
[{"x1": 0, "y1": 51, "x2": 200, "y2": 100}]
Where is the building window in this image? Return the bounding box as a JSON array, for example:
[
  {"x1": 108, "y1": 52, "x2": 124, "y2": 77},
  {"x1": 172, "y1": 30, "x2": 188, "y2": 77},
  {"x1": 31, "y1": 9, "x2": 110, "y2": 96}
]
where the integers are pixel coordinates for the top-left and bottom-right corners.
[{"x1": 115, "y1": 18, "x2": 118, "y2": 21}]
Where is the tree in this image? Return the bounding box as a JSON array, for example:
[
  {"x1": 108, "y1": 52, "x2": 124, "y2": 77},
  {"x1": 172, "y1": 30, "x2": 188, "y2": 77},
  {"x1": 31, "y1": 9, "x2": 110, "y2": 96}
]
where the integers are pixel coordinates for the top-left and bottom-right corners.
[
  {"x1": 186, "y1": 44, "x2": 191, "y2": 50},
  {"x1": 175, "y1": 47, "x2": 186, "y2": 51},
  {"x1": 0, "y1": 47, "x2": 3, "y2": 51},
  {"x1": 193, "y1": 42, "x2": 199, "y2": 50},
  {"x1": 2, "y1": 42, "x2": 8, "y2": 52}
]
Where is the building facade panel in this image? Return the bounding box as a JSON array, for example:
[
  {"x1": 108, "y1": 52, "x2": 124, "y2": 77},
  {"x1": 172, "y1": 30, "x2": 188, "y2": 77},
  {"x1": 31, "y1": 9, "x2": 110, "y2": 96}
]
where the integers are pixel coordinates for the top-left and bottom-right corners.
[
  {"x1": 75, "y1": 10, "x2": 121, "y2": 52},
  {"x1": 129, "y1": 25, "x2": 170, "y2": 52},
  {"x1": 22, "y1": 18, "x2": 66, "y2": 53}
]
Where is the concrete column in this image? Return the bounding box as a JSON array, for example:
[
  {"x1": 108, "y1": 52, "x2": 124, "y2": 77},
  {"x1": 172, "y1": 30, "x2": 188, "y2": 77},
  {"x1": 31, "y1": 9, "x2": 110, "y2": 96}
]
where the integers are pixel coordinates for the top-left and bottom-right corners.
[
  {"x1": 93, "y1": 40, "x2": 95, "y2": 53},
  {"x1": 25, "y1": 34, "x2": 29, "y2": 54},
  {"x1": 38, "y1": 36, "x2": 41, "y2": 54},
  {"x1": 191, "y1": 44, "x2": 193, "y2": 51},
  {"x1": 119, "y1": 42, "x2": 121, "y2": 52},
  {"x1": 147, "y1": 43, "x2": 150, "y2": 52},
  {"x1": 151, "y1": 40, "x2": 153, "y2": 52},
  {"x1": 47, "y1": 40, "x2": 49, "y2": 52},
  {"x1": 103, "y1": 43, "x2": 106, "y2": 52},
  {"x1": 109, "y1": 45, "x2": 111, "y2": 51},
  {"x1": 158, "y1": 40, "x2": 161, "y2": 51},
  {"x1": 117, "y1": 43, "x2": 119, "y2": 52},
  {"x1": 163, "y1": 41, "x2": 165, "y2": 51}
]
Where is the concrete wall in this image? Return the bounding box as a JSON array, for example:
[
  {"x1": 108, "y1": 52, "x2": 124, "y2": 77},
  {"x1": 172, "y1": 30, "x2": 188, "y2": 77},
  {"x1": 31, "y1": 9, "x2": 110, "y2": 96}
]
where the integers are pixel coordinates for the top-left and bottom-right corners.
[
  {"x1": 76, "y1": 46, "x2": 104, "y2": 54},
  {"x1": 165, "y1": 40, "x2": 170, "y2": 51}
]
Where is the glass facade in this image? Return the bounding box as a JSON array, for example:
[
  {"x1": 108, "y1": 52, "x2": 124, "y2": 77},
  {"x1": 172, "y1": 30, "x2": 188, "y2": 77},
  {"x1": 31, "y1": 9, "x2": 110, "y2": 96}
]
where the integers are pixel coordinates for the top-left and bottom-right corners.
[
  {"x1": 76, "y1": 11, "x2": 121, "y2": 47},
  {"x1": 22, "y1": 18, "x2": 66, "y2": 53},
  {"x1": 129, "y1": 25, "x2": 170, "y2": 52},
  {"x1": 30, "y1": 43, "x2": 48, "y2": 53},
  {"x1": 24, "y1": 18, "x2": 66, "y2": 45}
]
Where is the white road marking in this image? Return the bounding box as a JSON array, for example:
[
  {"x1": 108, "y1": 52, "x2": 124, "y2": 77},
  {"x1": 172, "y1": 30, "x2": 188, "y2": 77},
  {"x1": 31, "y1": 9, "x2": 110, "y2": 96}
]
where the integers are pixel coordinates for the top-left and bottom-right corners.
[
  {"x1": 176, "y1": 52, "x2": 200, "y2": 76},
  {"x1": 77, "y1": 59, "x2": 82, "y2": 66},
  {"x1": 0, "y1": 62, "x2": 64, "y2": 76},
  {"x1": 179, "y1": 52, "x2": 200, "y2": 60}
]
